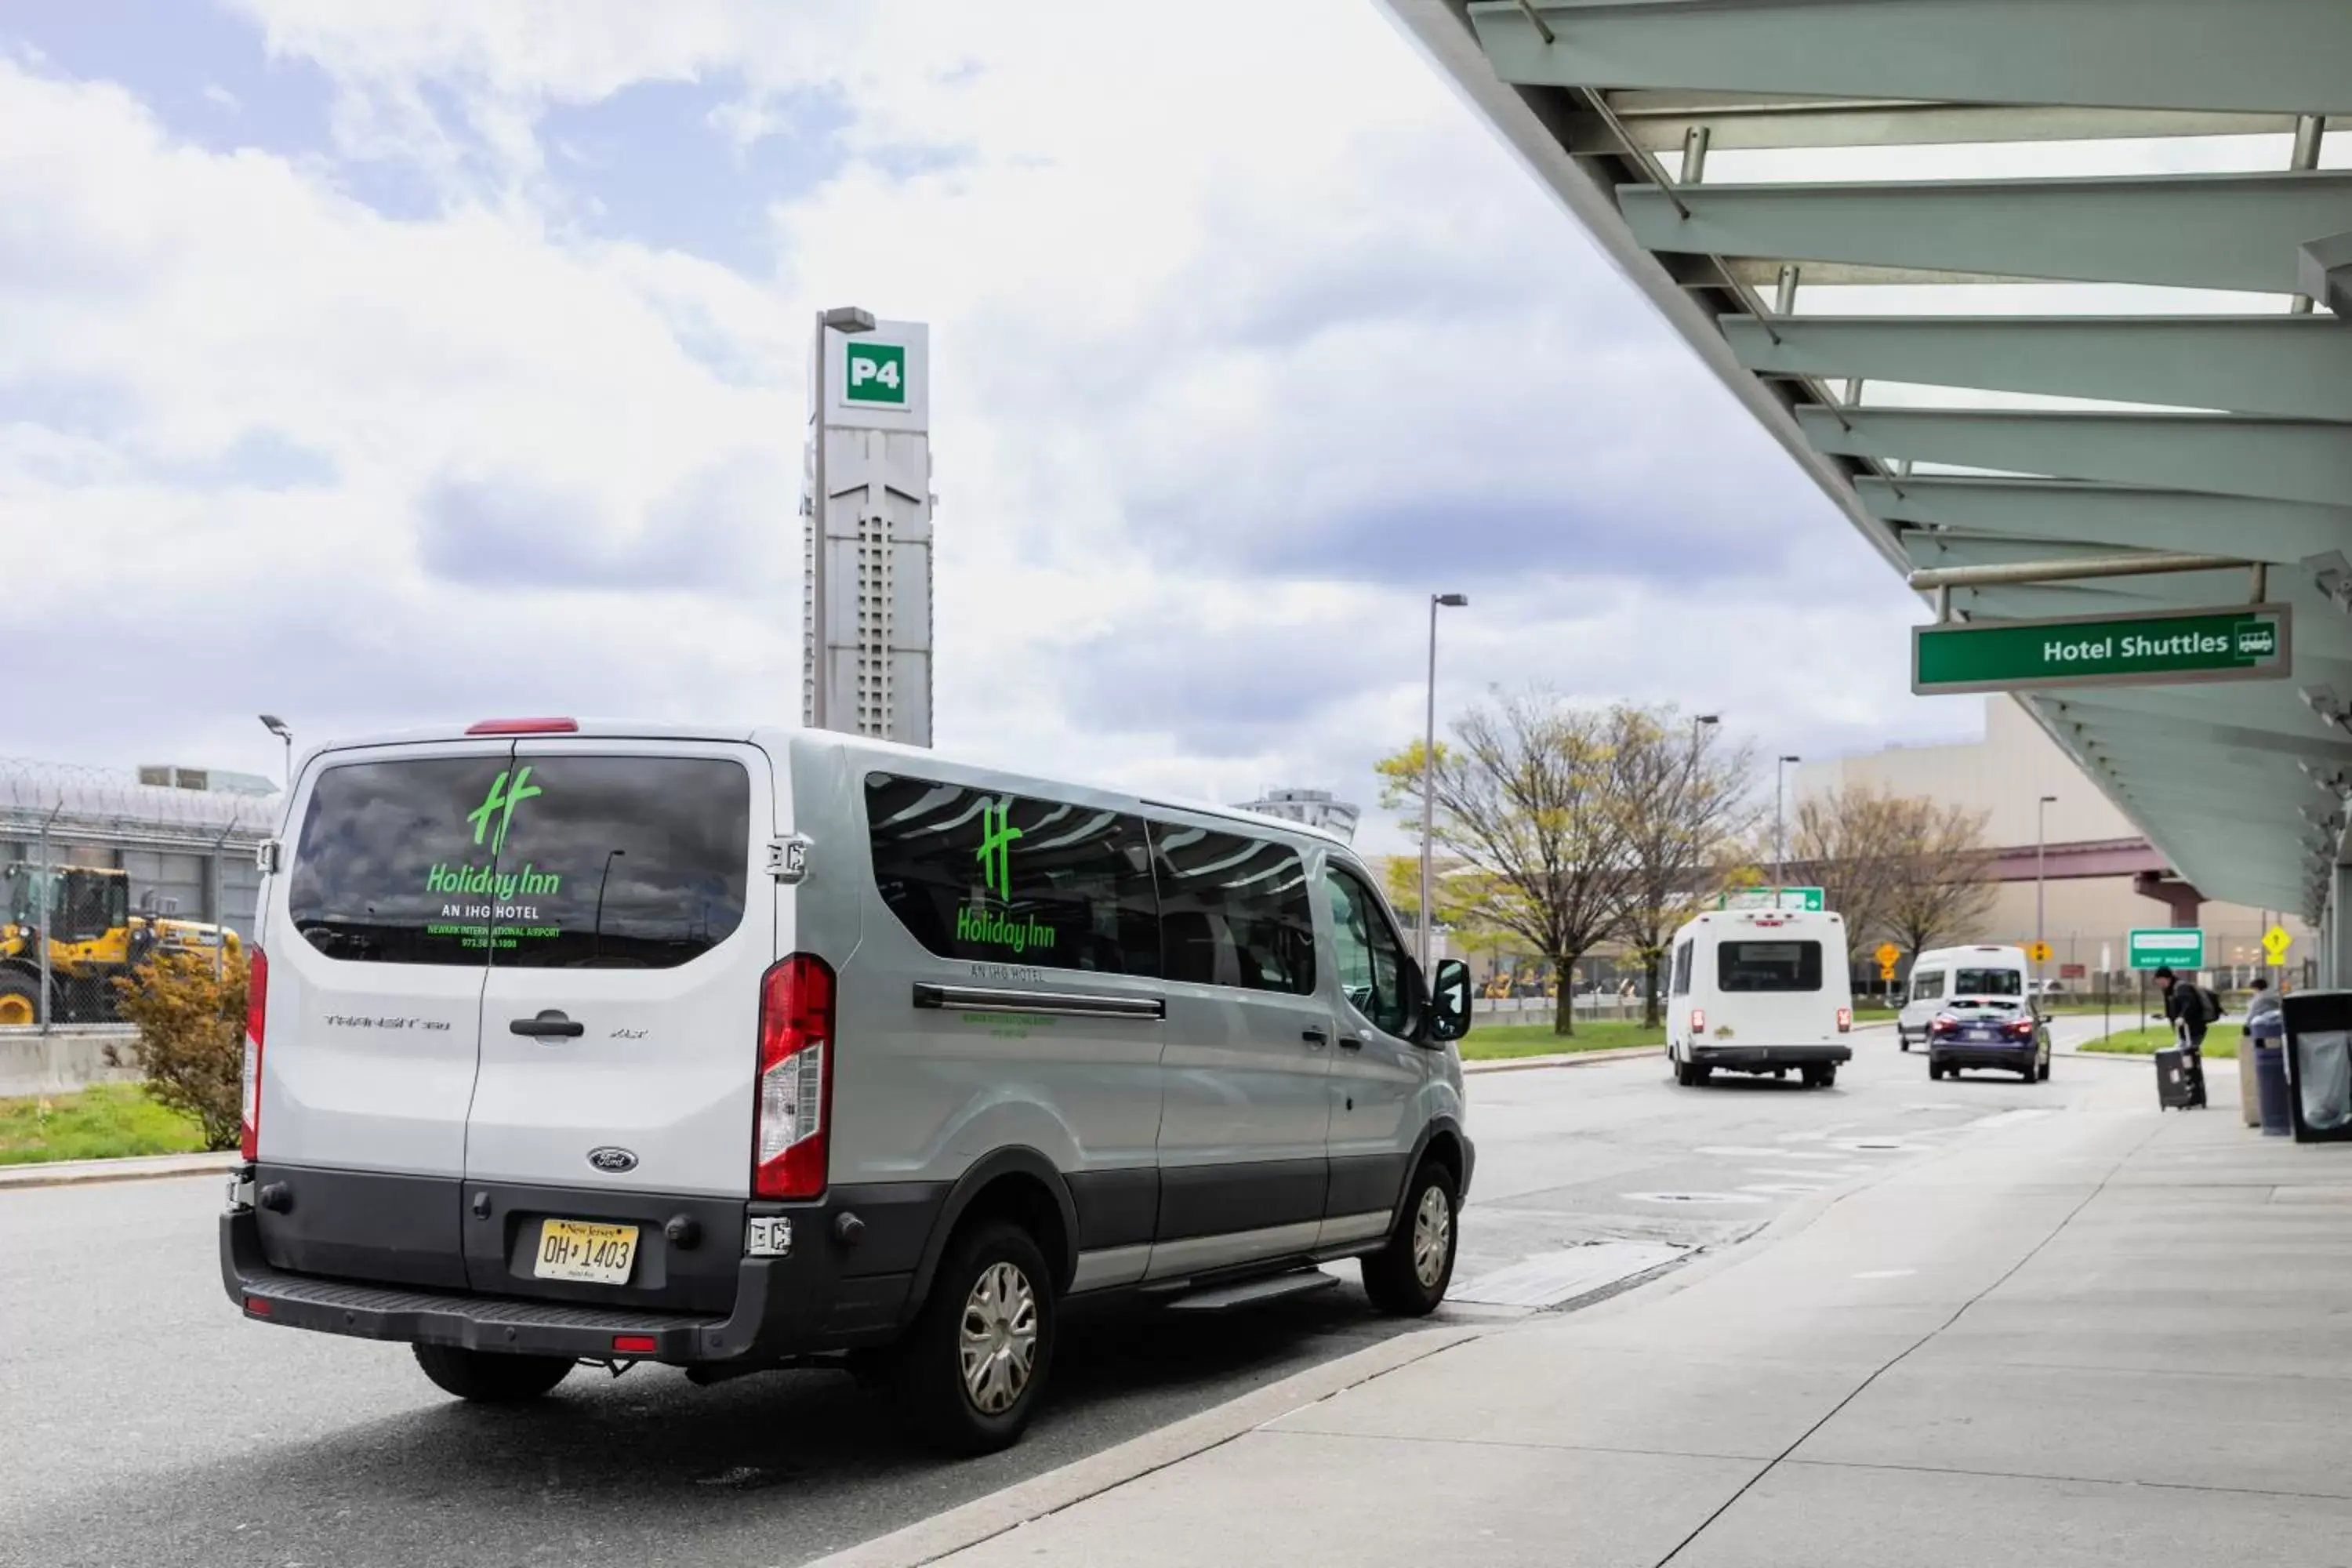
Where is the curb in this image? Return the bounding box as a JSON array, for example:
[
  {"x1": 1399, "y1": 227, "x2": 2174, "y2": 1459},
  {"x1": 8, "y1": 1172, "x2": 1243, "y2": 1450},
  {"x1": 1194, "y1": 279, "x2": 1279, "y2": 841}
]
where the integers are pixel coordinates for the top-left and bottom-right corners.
[
  {"x1": 803, "y1": 1323, "x2": 1488, "y2": 1568},
  {"x1": 1463, "y1": 1045, "x2": 1661, "y2": 1075},
  {"x1": 0, "y1": 1150, "x2": 239, "y2": 1191}
]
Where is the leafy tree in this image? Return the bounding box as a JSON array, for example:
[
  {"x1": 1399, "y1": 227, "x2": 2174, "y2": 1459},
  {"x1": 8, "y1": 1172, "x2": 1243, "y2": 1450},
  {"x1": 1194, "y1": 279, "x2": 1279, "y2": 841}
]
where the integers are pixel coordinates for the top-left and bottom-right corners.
[
  {"x1": 1379, "y1": 690, "x2": 1628, "y2": 1036},
  {"x1": 1883, "y1": 801, "x2": 1999, "y2": 960},
  {"x1": 1788, "y1": 783, "x2": 1936, "y2": 968},
  {"x1": 109, "y1": 951, "x2": 247, "y2": 1152},
  {"x1": 1606, "y1": 705, "x2": 1759, "y2": 1026}
]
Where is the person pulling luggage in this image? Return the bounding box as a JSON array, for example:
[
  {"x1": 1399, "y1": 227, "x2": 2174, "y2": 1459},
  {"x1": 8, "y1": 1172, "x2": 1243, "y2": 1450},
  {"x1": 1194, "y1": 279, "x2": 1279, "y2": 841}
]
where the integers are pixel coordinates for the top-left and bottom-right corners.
[{"x1": 2154, "y1": 965, "x2": 2214, "y2": 1109}]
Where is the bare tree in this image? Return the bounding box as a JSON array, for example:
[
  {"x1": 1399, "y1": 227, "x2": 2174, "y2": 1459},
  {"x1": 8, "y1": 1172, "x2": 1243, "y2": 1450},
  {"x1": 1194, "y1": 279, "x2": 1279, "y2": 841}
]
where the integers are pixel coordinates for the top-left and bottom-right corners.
[
  {"x1": 1378, "y1": 690, "x2": 1628, "y2": 1036},
  {"x1": 1884, "y1": 801, "x2": 1999, "y2": 960},
  {"x1": 1787, "y1": 783, "x2": 1919, "y2": 968},
  {"x1": 1606, "y1": 704, "x2": 1759, "y2": 1027}
]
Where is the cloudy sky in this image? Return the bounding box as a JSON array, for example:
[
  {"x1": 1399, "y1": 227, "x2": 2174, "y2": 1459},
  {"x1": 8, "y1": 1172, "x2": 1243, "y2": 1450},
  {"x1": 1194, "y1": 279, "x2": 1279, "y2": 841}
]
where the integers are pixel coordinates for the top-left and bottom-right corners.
[{"x1": 3, "y1": 0, "x2": 1962, "y2": 852}]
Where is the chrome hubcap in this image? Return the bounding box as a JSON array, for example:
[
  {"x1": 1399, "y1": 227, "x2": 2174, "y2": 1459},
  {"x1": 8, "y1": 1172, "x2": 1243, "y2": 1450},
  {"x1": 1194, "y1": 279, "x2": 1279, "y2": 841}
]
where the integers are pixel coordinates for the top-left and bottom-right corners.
[
  {"x1": 958, "y1": 1260, "x2": 1040, "y2": 1415},
  {"x1": 1410, "y1": 1185, "x2": 1452, "y2": 1289}
]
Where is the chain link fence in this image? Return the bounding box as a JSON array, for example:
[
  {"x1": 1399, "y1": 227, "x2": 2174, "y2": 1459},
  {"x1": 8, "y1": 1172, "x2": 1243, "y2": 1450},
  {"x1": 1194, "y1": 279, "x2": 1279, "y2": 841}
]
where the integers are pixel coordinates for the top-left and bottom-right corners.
[{"x1": 1, "y1": 759, "x2": 278, "y2": 1032}]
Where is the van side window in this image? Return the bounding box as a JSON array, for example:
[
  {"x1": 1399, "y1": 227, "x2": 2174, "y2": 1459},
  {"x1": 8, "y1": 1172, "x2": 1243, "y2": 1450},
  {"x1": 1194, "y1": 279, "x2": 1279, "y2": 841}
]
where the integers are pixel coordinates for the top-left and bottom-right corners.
[
  {"x1": 1670, "y1": 939, "x2": 1693, "y2": 997},
  {"x1": 1323, "y1": 866, "x2": 1411, "y2": 1036},
  {"x1": 1151, "y1": 826, "x2": 1316, "y2": 995},
  {"x1": 865, "y1": 774, "x2": 1157, "y2": 974},
  {"x1": 1912, "y1": 969, "x2": 1946, "y2": 1002}
]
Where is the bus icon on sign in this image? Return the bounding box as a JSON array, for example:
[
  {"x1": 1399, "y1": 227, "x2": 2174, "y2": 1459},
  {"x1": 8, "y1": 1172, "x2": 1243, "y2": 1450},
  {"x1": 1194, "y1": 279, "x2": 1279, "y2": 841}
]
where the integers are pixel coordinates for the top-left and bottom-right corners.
[
  {"x1": 845, "y1": 343, "x2": 906, "y2": 405},
  {"x1": 2236, "y1": 622, "x2": 2277, "y2": 659}
]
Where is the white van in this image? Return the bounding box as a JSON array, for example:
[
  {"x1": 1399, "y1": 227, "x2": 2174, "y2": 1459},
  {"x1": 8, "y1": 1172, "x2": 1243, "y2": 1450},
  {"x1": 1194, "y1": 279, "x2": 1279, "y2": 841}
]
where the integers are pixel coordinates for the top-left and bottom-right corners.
[
  {"x1": 222, "y1": 719, "x2": 1474, "y2": 1453},
  {"x1": 1896, "y1": 945, "x2": 2031, "y2": 1051},
  {"x1": 1664, "y1": 907, "x2": 1854, "y2": 1087}
]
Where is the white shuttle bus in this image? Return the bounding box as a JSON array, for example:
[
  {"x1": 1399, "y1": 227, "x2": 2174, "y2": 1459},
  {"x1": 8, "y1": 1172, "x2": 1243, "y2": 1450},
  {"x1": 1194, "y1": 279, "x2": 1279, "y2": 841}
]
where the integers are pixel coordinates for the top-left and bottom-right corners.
[{"x1": 1664, "y1": 906, "x2": 1854, "y2": 1088}]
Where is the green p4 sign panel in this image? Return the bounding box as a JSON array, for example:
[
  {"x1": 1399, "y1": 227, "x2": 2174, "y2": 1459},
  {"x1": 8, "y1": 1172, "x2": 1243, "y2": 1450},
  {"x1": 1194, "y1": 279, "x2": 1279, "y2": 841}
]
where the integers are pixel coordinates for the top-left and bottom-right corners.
[
  {"x1": 2127, "y1": 928, "x2": 2205, "y2": 971},
  {"x1": 844, "y1": 342, "x2": 906, "y2": 405},
  {"x1": 1912, "y1": 604, "x2": 2292, "y2": 695}
]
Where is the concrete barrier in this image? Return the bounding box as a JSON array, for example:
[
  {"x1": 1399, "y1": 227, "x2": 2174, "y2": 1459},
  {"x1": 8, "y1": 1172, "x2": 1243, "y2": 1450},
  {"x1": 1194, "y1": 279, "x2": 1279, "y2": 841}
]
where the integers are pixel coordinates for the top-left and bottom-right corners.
[{"x1": 0, "y1": 1029, "x2": 144, "y2": 1098}]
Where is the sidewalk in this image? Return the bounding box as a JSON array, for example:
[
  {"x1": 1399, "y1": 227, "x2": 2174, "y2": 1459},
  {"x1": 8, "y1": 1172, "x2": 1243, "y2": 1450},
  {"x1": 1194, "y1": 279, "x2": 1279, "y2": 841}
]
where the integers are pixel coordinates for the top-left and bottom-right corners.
[{"x1": 832, "y1": 1054, "x2": 2352, "y2": 1566}]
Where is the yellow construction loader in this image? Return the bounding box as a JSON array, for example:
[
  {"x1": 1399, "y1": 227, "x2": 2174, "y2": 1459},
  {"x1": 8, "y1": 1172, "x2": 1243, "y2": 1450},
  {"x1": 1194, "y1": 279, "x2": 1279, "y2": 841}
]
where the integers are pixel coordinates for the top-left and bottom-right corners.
[{"x1": 0, "y1": 863, "x2": 242, "y2": 1026}]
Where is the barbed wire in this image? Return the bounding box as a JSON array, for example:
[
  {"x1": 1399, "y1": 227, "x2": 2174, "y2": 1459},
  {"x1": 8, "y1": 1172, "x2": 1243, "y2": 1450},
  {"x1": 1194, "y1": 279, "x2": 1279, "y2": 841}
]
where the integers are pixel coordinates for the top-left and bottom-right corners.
[{"x1": 0, "y1": 758, "x2": 281, "y2": 846}]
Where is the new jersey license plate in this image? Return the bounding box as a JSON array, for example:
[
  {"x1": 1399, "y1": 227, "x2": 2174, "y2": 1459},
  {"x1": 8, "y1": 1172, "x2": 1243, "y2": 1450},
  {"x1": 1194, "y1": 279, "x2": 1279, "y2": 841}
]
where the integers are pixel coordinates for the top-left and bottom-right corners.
[{"x1": 535, "y1": 1218, "x2": 639, "y2": 1285}]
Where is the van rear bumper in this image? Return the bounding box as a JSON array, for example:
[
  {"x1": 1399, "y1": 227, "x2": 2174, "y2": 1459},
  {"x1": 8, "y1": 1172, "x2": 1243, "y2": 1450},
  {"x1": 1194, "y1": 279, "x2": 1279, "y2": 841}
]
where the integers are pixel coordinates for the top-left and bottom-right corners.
[
  {"x1": 220, "y1": 1199, "x2": 916, "y2": 1365},
  {"x1": 1687, "y1": 1044, "x2": 1852, "y2": 1071}
]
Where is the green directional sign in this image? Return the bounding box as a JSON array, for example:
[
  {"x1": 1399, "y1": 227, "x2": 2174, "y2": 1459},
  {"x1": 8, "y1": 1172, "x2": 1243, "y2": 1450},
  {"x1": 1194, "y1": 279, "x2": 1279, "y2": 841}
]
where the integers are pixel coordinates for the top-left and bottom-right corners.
[
  {"x1": 1913, "y1": 603, "x2": 2291, "y2": 695},
  {"x1": 2128, "y1": 927, "x2": 2205, "y2": 971},
  {"x1": 1717, "y1": 887, "x2": 1824, "y2": 912}
]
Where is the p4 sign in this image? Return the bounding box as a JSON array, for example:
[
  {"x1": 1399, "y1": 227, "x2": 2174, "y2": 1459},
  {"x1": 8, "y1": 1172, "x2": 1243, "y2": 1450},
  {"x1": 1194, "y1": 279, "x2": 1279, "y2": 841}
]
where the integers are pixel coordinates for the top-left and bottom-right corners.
[
  {"x1": 845, "y1": 343, "x2": 906, "y2": 405},
  {"x1": 825, "y1": 321, "x2": 927, "y2": 430}
]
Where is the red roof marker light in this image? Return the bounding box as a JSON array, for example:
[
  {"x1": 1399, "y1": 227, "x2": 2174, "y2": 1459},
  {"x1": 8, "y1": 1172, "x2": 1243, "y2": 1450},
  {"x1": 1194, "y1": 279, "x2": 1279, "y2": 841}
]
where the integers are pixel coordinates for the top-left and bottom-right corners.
[{"x1": 465, "y1": 717, "x2": 579, "y2": 735}]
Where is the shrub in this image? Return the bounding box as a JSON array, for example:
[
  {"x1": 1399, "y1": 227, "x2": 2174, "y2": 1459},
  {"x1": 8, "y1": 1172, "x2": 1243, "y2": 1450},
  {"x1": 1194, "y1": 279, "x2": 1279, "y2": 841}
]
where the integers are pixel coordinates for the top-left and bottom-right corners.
[{"x1": 110, "y1": 952, "x2": 246, "y2": 1152}]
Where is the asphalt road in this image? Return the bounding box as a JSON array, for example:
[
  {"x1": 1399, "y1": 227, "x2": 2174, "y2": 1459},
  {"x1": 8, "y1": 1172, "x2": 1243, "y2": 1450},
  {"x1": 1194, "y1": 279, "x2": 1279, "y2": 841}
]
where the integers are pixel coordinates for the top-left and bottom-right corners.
[{"x1": 0, "y1": 1025, "x2": 2106, "y2": 1568}]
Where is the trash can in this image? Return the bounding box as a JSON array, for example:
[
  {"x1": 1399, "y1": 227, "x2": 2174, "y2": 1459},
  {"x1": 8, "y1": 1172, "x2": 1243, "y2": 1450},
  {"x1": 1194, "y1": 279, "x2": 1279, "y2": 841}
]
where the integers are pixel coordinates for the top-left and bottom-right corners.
[
  {"x1": 2253, "y1": 1044, "x2": 2292, "y2": 1136},
  {"x1": 2281, "y1": 991, "x2": 2352, "y2": 1144}
]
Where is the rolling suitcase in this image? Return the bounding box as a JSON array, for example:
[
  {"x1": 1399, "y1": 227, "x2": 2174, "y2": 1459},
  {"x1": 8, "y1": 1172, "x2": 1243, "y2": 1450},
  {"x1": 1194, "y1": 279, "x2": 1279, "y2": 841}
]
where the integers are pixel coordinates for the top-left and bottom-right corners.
[{"x1": 2154, "y1": 1044, "x2": 2199, "y2": 1111}]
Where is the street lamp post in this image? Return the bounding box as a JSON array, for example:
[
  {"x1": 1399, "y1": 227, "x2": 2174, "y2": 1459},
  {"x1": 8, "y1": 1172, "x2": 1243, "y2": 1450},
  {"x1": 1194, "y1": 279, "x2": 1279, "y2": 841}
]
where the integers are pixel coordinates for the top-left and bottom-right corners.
[
  {"x1": 808, "y1": 306, "x2": 878, "y2": 732},
  {"x1": 258, "y1": 714, "x2": 292, "y2": 791},
  {"x1": 1774, "y1": 754, "x2": 1801, "y2": 909},
  {"x1": 1420, "y1": 593, "x2": 1468, "y2": 973},
  {"x1": 2036, "y1": 793, "x2": 2058, "y2": 978}
]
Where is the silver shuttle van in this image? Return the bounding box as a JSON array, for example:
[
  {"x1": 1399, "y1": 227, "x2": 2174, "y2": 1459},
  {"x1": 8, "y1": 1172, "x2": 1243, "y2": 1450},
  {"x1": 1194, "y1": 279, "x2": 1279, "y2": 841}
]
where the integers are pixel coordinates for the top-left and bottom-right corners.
[{"x1": 222, "y1": 719, "x2": 1475, "y2": 1451}]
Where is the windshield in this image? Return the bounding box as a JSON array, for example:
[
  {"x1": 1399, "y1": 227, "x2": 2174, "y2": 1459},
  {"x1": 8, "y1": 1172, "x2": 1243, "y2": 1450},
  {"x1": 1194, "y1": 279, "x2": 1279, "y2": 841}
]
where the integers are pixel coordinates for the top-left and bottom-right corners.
[{"x1": 1953, "y1": 967, "x2": 2024, "y2": 996}]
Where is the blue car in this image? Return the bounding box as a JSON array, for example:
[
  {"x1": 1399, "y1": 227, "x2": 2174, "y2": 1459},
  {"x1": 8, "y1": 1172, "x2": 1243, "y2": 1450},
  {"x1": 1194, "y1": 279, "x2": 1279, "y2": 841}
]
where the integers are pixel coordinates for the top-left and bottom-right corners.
[{"x1": 1926, "y1": 1003, "x2": 2050, "y2": 1083}]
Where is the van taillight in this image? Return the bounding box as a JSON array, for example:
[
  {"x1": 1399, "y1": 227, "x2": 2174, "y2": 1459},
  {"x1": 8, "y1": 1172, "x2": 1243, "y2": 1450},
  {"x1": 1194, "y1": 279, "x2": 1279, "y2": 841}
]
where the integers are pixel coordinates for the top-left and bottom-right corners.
[
  {"x1": 753, "y1": 954, "x2": 834, "y2": 1200},
  {"x1": 241, "y1": 947, "x2": 268, "y2": 1161},
  {"x1": 1836, "y1": 1007, "x2": 1852, "y2": 1033},
  {"x1": 1689, "y1": 1007, "x2": 1705, "y2": 1034}
]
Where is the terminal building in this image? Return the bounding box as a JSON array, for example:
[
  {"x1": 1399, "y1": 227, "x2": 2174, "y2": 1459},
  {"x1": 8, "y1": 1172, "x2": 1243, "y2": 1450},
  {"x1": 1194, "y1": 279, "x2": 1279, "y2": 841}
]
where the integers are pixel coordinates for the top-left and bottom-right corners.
[
  {"x1": 1232, "y1": 787, "x2": 1362, "y2": 841},
  {"x1": 1797, "y1": 699, "x2": 2317, "y2": 985}
]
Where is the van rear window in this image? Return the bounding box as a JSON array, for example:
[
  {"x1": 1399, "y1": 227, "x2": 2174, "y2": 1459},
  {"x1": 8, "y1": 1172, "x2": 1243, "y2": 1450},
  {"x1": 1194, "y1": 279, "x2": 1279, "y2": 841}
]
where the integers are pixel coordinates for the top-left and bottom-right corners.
[
  {"x1": 1718, "y1": 940, "x2": 1823, "y2": 993},
  {"x1": 289, "y1": 755, "x2": 748, "y2": 967},
  {"x1": 1952, "y1": 967, "x2": 2024, "y2": 996}
]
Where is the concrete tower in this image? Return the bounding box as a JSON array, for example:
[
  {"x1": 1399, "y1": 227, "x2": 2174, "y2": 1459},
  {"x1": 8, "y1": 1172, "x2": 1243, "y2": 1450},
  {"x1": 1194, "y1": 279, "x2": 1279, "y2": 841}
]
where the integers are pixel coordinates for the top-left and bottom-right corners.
[{"x1": 803, "y1": 319, "x2": 934, "y2": 746}]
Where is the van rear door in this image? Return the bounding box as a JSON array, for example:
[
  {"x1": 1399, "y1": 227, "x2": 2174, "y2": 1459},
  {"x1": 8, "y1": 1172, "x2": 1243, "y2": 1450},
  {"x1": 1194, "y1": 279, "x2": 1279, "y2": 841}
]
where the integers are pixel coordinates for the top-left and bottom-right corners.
[
  {"x1": 263, "y1": 740, "x2": 511, "y2": 1287},
  {"x1": 464, "y1": 740, "x2": 775, "y2": 1206}
]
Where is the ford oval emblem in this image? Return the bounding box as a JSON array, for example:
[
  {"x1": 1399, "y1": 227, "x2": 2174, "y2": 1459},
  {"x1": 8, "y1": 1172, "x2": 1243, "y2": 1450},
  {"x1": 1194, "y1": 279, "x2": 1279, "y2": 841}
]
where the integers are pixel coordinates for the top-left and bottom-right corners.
[{"x1": 587, "y1": 1146, "x2": 638, "y2": 1174}]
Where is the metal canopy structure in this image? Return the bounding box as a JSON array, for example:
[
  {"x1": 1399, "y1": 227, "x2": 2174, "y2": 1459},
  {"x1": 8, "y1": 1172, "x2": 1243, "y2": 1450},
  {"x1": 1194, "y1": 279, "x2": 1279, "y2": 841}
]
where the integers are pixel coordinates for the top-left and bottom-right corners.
[{"x1": 1382, "y1": 0, "x2": 2352, "y2": 975}]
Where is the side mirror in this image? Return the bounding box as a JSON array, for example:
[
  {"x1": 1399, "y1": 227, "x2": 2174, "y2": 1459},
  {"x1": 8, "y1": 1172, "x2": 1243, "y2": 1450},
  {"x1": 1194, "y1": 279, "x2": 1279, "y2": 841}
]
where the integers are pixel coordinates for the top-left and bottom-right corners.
[{"x1": 1424, "y1": 957, "x2": 1473, "y2": 1044}]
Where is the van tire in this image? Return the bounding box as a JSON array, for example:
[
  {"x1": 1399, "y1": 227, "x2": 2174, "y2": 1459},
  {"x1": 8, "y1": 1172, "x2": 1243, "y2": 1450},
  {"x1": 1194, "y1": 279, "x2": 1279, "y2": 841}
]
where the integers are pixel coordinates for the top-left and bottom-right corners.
[
  {"x1": 1804, "y1": 1065, "x2": 1837, "y2": 1089},
  {"x1": 893, "y1": 1218, "x2": 1056, "y2": 1455},
  {"x1": 412, "y1": 1343, "x2": 574, "y2": 1403},
  {"x1": 1363, "y1": 1160, "x2": 1458, "y2": 1316},
  {"x1": 1897, "y1": 1030, "x2": 1911, "y2": 1052}
]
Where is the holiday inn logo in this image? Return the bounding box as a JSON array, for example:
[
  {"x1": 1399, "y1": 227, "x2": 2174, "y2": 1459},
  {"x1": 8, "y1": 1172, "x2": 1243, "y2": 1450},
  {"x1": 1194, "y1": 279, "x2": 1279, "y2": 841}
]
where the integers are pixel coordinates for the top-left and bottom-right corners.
[
  {"x1": 975, "y1": 800, "x2": 1021, "y2": 900},
  {"x1": 467, "y1": 767, "x2": 540, "y2": 855},
  {"x1": 955, "y1": 797, "x2": 1054, "y2": 955},
  {"x1": 425, "y1": 766, "x2": 563, "y2": 904}
]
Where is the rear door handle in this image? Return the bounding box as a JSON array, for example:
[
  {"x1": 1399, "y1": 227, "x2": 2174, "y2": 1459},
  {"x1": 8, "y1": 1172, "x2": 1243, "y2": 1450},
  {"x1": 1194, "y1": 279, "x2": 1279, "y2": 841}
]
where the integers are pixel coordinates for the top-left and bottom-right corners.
[
  {"x1": 510, "y1": 1011, "x2": 584, "y2": 1039},
  {"x1": 1301, "y1": 1028, "x2": 1330, "y2": 1047}
]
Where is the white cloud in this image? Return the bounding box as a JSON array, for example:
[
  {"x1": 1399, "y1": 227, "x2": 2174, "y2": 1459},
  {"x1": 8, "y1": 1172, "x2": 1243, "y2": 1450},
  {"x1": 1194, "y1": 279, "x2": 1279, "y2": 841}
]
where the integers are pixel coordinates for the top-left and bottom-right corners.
[{"x1": 5, "y1": 1, "x2": 1947, "y2": 833}]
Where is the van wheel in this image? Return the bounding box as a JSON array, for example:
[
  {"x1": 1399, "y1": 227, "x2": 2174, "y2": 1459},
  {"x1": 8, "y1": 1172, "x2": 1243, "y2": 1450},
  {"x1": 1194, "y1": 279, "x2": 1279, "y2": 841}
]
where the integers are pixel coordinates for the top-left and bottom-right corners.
[
  {"x1": 412, "y1": 1343, "x2": 574, "y2": 1403},
  {"x1": 1897, "y1": 1031, "x2": 1910, "y2": 1053},
  {"x1": 1804, "y1": 1065, "x2": 1837, "y2": 1089},
  {"x1": 1363, "y1": 1160, "x2": 1458, "y2": 1316},
  {"x1": 894, "y1": 1219, "x2": 1055, "y2": 1455}
]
